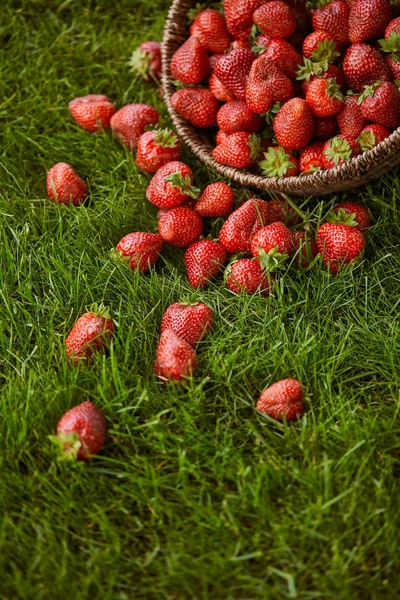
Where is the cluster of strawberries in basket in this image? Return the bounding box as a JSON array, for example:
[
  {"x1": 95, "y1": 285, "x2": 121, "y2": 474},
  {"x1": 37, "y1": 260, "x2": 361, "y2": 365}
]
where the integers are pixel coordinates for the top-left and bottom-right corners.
[{"x1": 168, "y1": 0, "x2": 400, "y2": 176}]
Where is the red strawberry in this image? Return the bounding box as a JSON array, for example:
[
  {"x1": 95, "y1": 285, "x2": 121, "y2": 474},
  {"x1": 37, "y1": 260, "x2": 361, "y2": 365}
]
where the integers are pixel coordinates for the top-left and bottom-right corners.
[
  {"x1": 312, "y1": 1, "x2": 350, "y2": 45},
  {"x1": 232, "y1": 39, "x2": 252, "y2": 49},
  {"x1": 46, "y1": 162, "x2": 87, "y2": 206},
  {"x1": 337, "y1": 95, "x2": 369, "y2": 139},
  {"x1": 171, "y1": 88, "x2": 219, "y2": 129},
  {"x1": 343, "y1": 44, "x2": 392, "y2": 93},
  {"x1": 65, "y1": 305, "x2": 114, "y2": 362},
  {"x1": 55, "y1": 401, "x2": 106, "y2": 461},
  {"x1": 329, "y1": 202, "x2": 372, "y2": 231},
  {"x1": 259, "y1": 145, "x2": 299, "y2": 177},
  {"x1": 184, "y1": 240, "x2": 227, "y2": 288},
  {"x1": 195, "y1": 183, "x2": 235, "y2": 217},
  {"x1": 214, "y1": 48, "x2": 256, "y2": 101},
  {"x1": 273, "y1": 98, "x2": 314, "y2": 150},
  {"x1": 216, "y1": 130, "x2": 230, "y2": 145},
  {"x1": 158, "y1": 207, "x2": 203, "y2": 248},
  {"x1": 226, "y1": 258, "x2": 274, "y2": 295},
  {"x1": 298, "y1": 61, "x2": 345, "y2": 96},
  {"x1": 224, "y1": 0, "x2": 262, "y2": 41},
  {"x1": 267, "y1": 198, "x2": 302, "y2": 226},
  {"x1": 313, "y1": 116, "x2": 338, "y2": 140},
  {"x1": 322, "y1": 134, "x2": 361, "y2": 168},
  {"x1": 251, "y1": 221, "x2": 295, "y2": 270},
  {"x1": 306, "y1": 78, "x2": 343, "y2": 118},
  {"x1": 154, "y1": 330, "x2": 197, "y2": 381},
  {"x1": 170, "y1": 37, "x2": 211, "y2": 85},
  {"x1": 213, "y1": 131, "x2": 261, "y2": 168},
  {"x1": 190, "y1": 9, "x2": 232, "y2": 53},
  {"x1": 129, "y1": 41, "x2": 162, "y2": 82},
  {"x1": 256, "y1": 37, "x2": 303, "y2": 79},
  {"x1": 384, "y1": 53, "x2": 400, "y2": 81},
  {"x1": 349, "y1": 0, "x2": 392, "y2": 44},
  {"x1": 146, "y1": 162, "x2": 199, "y2": 209},
  {"x1": 209, "y1": 74, "x2": 236, "y2": 102},
  {"x1": 302, "y1": 31, "x2": 341, "y2": 63},
  {"x1": 257, "y1": 378, "x2": 304, "y2": 422},
  {"x1": 219, "y1": 198, "x2": 270, "y2": 253},
  {"x1": 245, "y1": 54, "x2": 294, "y2": 114},
  {"x1": 161, "y1": 302, "x2": 213, "y2": 346},
  {"x1": 358, "y1": 81, "x2": 400, "y2": 129},
  {"x1": 379, "y1": 18, "x2": 400, "y2": 78},
  {"x1": 217, "y1": 101, "x2": 264, "y2": 134},
  {"x1": 110, "y1": 104, "x2": 159, "y2": 150},
  {"x1": 316, "y1": 222, "x2": 366, "y2": 273},
  {"x1": 358, "y1": 123, "x2": 391, "y2": 151},
  {"x1": 115, "y1": 232, "x2": 163, "y2": 272},
  {"x1": 68, "y1": 94, "x2": 115, "y2": 133},
  {"x1": 299, "y1": 141, "x2": 325, "y2": 173},
  {"x1": 301, "y1": 158, "x2": 324, "y2": 173},
  {"x1": 385, "y1": 17, "x2": 400, "y2": 39},
  {"x1": 253, "y1": 1, "x2": 297, "y2": 40},
  {"x1": 136, "y1": 129, "x2": 181, "y2": 173},
  {"x1": 292, "y1": 231, "x2": 319, "y2": 267}
]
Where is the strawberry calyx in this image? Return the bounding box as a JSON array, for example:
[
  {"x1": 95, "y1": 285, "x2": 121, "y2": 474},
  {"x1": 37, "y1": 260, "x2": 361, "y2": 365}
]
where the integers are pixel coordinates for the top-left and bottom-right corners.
[
  {"x1": 312, "y1": 39, "x2": 340, "y2": 64},
  {"x1": 248, "y1": 133, "x2": 262, "y2": 162},
  {"x1": 264, "y1": 103, "x2": 282, "y2": 125},
  {"x1": 129, "y1": 48, "x2": 152, "y2": 78},
  {"x1": 325, "y1": 78, "x2": 344, "y2": 101},
  {"x1": 357, "y1": 130, "x2": 377, "y2": 152},
  {"x1": 326, "y1": 207, "x2": 358, "y2": 227},
  {"x1": 379, "y1": 32, "x2": 400, "y2": 62},
  {"x1": 358, "y1": 82, "x2": 381, "y2": 104},
  {"x1": 165, "y1": 173, "x2": 201, "y2": 199},
  {"x1": 306, "y1": 0, "x2": 333, "y2": 8},
  {"x1": 49, "y1": 432, "x2": 82, "y2": 461},
  {"x1": 301, "y1": 160, "x2": 323, "y2": 173},
  {"x1": 88, "y1": 302, "x2": 112, "y2": 320},
  {"x1": 297, "y1": 58, "x2": 329, "y2": 82},
  {"x1": 154, "y1": 128, "x2": 179, "y2": 148},
  {"x1": 256, "y1": 247, "x2": 289, "y2": 272},
  {"x1": 259, "y1": 147, "x2": 294, "y2": 177},
  {"x1": 324, "y1": 137, "x2": 352, "y2": 166}
]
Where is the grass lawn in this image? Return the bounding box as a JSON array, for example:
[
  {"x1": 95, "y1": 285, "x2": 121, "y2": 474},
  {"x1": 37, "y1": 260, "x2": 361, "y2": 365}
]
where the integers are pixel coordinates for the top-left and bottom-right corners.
[{"x1": 1, "y1": 1, "x2": 400, "y2": 598}]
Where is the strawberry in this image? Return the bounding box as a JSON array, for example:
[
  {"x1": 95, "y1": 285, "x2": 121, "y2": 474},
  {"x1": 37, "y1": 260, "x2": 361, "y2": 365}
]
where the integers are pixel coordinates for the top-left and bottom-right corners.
[
  {"x1": 226, "y1": 258, "x2": 274, "y2": 295},
  {"x1": 68, "y1": 94, "x2": 115, "y2": 133},
  {"x1": 217, "y1": 101, "x2": 264, "y2": 134},
  {"x1": 259, "y1": 146, "x2": 299, "y2": 177},
  {"x1": 115, "y1": 232, "x2": 163, "y2": 272},
  {"x1": 232, "y1": 40, "x2": 252, "y2": 50},
  {"x1": 224, "y1": 0, "x2": 262, "y2": 41},
  {"x1": 313, "y1": 116, "x2": 338, "y2": 140},
  {"x1": 292, "y1": 231, "x2": 319, "y2": 267},
  {"x1": 161, "y1": 302, "x2": 213, "y2": 346},
  {"x1": 297, "y1": 61, "x2": 345, "y2": 96},
  {"x1": 305, "y1": 77, "x2": 343, "y2": 118},
  {"x1": 312, "y1": 1, "x2": 350, "y2": 45},
  {"x1": 245, "y1": 54, "x2": 294, "y2": 114},
  {"x1": 253, "y1": 1, "x2": 297, "y2": 40},
  {"x1": 322, "y1": 134, "x2": 361, "y2": 168},
  {"x1": 158, "y1": 207, "x2": 203, "y2": 248},
  {"x1": 337, "y1": 95, "x2": 369, "y2": 139},
  {"x1": 54, "y1": 401, "x2": 106, "y2": 461},
  {"x1": 257, "y1": 378, "x2": 304, "y2": 422},
  {"x1": 299, "y1": 141, "x2": 325, "y2": 173},
  {"x1": 267, "y1": 198, "x2": 302, "y2": 226},
  {"x1": 358, "y1": 81, "x2": 400, "y2": 129},
  {"x1": 251, "y1": 221, "x2": 295, "y2": 270},
  {"x1": 136, "y1": 129, "x2": 181, "y2": 173},
  {"x1": 379, "y1": 18, "x2": 400, "y2": 78},
  {"x1": 302, "y1": 31, "x2": 341, "y2": 63},
  {"x1": 184, "y1": 240, "x2": 227, "y2": 288},
  {"x1": 273, "y1": 98, "x2": 314, "y2": 150},
  {"x1": 349, "y1": 0, "x2": 392, "y2": 44},
  {"x1": 154, "y1": 330, "x2": 198, "y2": 382},
  {"x1": 301, "y1": 158, "x2": 324, "y2": 173},
  {"x1": 219, "y1": 198, "x2": 271, "y2": 253},
  {"x1": 110, "y1": 104, "x2": 159, "y2": 150},
  {"x1": 65, "y1": 305, "x2": 114, "y2": 362},
  {"x1": 190, "y1": 9, "x2": 232, "y2": 53},
  {"x1": 255, "y1": 37, "x2": 303, "y2": 79},
  {"x1": 46, "y1": 162, "x2": 87, "y2": 206},
  {"x1": 209, "y1": 74, "x2": 236, "y2": 102},
  {"x1": 213, "y1": 131, "x2": 261, "y2": 168},
  {"x1": 146, "y1": 161, "x2": 199, "y2": 209},
  {"x1": 171, "y1": 88, "x2": 219, "y2": 129},
  {"x1": 216, "y1": 130, "x2": 230, "y2": 145},
  {"x1": 343, "y1": 44, "x2": 392, "y2": 93},
  {"x1": 316, "y1": 222, "x2": 366, "y2": 273},
  {"x1": 329, "y1": 202, "x2": 372, "y2": 231},
  {"x1": 129, "y1": 41, "x2": 162, "y2": 82},
  {"x1": 358, "y1": 124, "x2": 391, "y2": 151},
  {"x1": 384, "y1": 17, "x2": 400, "y2": 39},
  {"x1": 194, "y1": 183, "x2": 235, "y2": 217},
  {"x1": 214, "y1": 48, "x2": 256, "y2": 101},
  {"x1": 210, "y1": 53, "x2": 224, "y2": 70},
  {"x1": 170, "y1": 36, "x2": 211, "y2": 85}
]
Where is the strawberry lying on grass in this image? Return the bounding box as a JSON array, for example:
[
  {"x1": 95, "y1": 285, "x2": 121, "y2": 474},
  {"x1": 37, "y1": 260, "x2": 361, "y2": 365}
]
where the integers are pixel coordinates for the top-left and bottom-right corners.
[
  {"x1": 129, "y1": 41, "x2": 162, "y2": 82},
  {"x1": 257, "y1": 378, "x2": 305, "y2": 422},
  {"x1": 316, "y1": 222, "x2": 366, "y2": 274},
  {"x1": 46, "y1": 162, "x2": 88, "y2": 206},
  {"x1": 110, "y1": 103, "x2": 159, "y2": 150},
  {"x1": 161, "y1": 302, "x2": 213, "y2": 347},
  {"x1": 219, "y1": 198, "x2": 270, "y2": 254},
  {"x1": 158, "y1": 206, "x2": 203, "y2": 248},
  {"x1": 155, "y1": 329, "x2": 198, "y2": 382},
  {"x1": 146, "y1": 161, "x2": 199, "y2": 209},
  {"x1": 115, "y1": 232, "x2": 163, "y2": 272},
  {"x1": 226, "y1": 258, "x2": 274, "y2": 296},
  {"x1": 51, "y1": 401, "x2": 106, "y2": 461},
  {"x1": 184, "y1": 240, "x2": 227, "y2": 288},
  {"x1": 65, "y1": 304, "x2": 114, "y2": 363},
  {"x1": 136, "y1": 129, "x2": 181, "y2": 173},
  {"x1": 69, "y1": 94, "x2": 115, "y2": 133},
  {"x1": 194, "y1": 183, "x2": 235, "y2": 218}
]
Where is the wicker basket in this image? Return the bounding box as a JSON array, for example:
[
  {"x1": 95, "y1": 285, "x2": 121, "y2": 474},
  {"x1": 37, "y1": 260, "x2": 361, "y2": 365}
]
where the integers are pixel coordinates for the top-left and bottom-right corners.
[{"x1": 161, "y1": 0, "x2": 400, "y2": 197}]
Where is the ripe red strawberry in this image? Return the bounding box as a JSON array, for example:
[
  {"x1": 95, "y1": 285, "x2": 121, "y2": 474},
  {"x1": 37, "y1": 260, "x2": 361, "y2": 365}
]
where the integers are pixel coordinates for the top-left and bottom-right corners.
[
  {"x1": 337, "y1": 95, "x2": 369, "y2": 139},
  {"x1": 65, "y1": 305, "x2": 114, "y2": 362},
  {"x1": 312, "y1": 1, "x2": 350, "y2": 45},
  {"x1": 161, "y1": 302, "x2": 213, "y2": 346},
  {"x1": 190, "y1": 9, "x2": 232, "y2": 53},
  {"x1": 385, "y1": 16, "x2": 400, "y2": 39},
  {"x1": 273, "y1": 98, "x2": 314, "y2": 150},
  {"x1": 213, "y1": 131, "x2": 261, "y2": 168},
  {"x1": 171, "y1": 88, "x2": 219, "y2": 129},
  {"x1": 224, "y1": 0, "x2": 262, "y2": 41},
  {"x1": 184, "y1": 240, "x2": 227, "y2": 288},
  {"x1": 68, "y1": 94, "x2": 115, "y2": 133},
  {"x1": 46, "y1": 162, "x2": 87, "y2": 206},
  {"x1": 136, "y1": 129, "x2": 181, "y2": 173},
  {"x1": 226, "y1": 258, "x2": 274, "y2": 295},
  {"x1": 358, "y1": 81, "x2": 400, "y2": 129},
  {"x1": 214, "y1": 48, "x2": 256, "y2": 101},
  {"x1": 343, "y1": 44, "x2": 392, "y2": 93},
  {"x1": 232, "y1": 40, "x2": 252, "y2": 49},
  {"x1": 245, "y1": 54, "x2": 294, "y2": 114},
  {"x1": 259, "y1": 146, "x2": 299, "y2": 177},
  {"x1": 292, "y1": 231, "x2": 319, "y2": 267},
  {"x1": 219, "y1": 198, "x2": 270, "y2": 253},
  {"x1": 253, "y1": 1, "x2": 297, "y2": 40},
  {"x1": 267, "y1": 198, "x2": 302, "y2": 226},
  {"x1": 216, "y1": 130, "x2": 230, "y2": 145},
  {"x1": 313, "y1": 116, "x2": 338, "y2": 140},
  {"x1": 170, "y1": 36, "x2": 211, "y2": 85},
  {"x1": 251, "y1": 222, "x2": 294, "y2": 270},
  {"x1": 158, "y1": 207, "x2": 203, "y2": 248},
  {"x1": 209, "y1": 74, "x2": 236, "y2": 102},
  {"x1": 299, "y1": 141, "x2": 325, "y2": 173},
  {"x1": 154, "y1": 330, "x2": 198, "y2": 381},
  {"x1": 146, "y1": 161, "x2": 199, "y2": 209},
  {"x1": 256, "y1": 37, "x2": 303, "y2": 79},
  {"x1": 195, "y1": 183, "x2": 235, "y2": 217},
  {"x1": 358, "y1": 124, "x2": 391, "y2": 151},
  {"x1": 379, "y1": 18, "x2": 400, "y2": 78},
  {"x1": 306, "y1": 78, "x2": 343, "y2": 118},
  {"x1": 217, "y1": 101, "x2": 264, "y2": 134},
  {"x1": 257, "y1": 378, "x2": 304, "y2": 422},
  {"x1": 302, "y1": 31, "x2": 341, "y2": 63},
  {"x1": 110, "y1": 104, "x2": 159, "y2": 150},
  {"x1": 349, "y1": 0, "x2": 392, "y2": 44},
  {"x1": 316, "y1": 222, "x2": 366, "y2": 273},
  {"x1": 297, "y1": 61, "x2": 345, "y2": 96},
  {"x1": 129, "y1": 41, "x2": 162, "y2": 82},
  {"x1": 55, "y1": 401, "x2": 106, "y2": 461},
  {"x1": 115, "y1": 232, "x2": 163, "y2": 272},
  {"x1": 322, "y1": 134, "x2": 361, "y2": 168},
  {"x1": 329, "y1": 202, "x2": 372, "y2": 231}
]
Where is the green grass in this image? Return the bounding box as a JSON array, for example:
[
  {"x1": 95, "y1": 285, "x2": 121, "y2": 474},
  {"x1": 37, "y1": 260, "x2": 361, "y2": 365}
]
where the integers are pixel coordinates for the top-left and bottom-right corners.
[{"x1": 1, "y1": 1, "x2": 400, "y2": 598}]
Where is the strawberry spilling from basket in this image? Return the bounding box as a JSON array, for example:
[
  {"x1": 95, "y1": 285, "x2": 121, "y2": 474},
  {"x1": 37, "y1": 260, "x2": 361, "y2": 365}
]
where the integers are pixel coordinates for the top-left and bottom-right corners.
[{"x1": 167, "y1": 0, "x2": 400, "y2": 176}]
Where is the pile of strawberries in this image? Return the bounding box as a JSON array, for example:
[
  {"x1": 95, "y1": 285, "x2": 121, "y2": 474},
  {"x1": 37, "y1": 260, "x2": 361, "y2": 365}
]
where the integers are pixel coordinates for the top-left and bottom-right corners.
[{"x1": 167, "y1": 0, "x2": 400, "y2": 176}]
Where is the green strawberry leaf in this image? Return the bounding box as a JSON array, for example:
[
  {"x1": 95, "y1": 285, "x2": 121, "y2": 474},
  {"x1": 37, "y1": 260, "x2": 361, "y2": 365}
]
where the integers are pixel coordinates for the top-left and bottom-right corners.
[
  {"x1": 323, "y1": 137, "x2": 352, "y2": 166},
  {"x1": 154, "y1": 128, "x2": 179, "y2": 148},
  {"x1": 259, "y1": 147, "x2": 293, "y2": 178},
  {"x1": 312, "y1": 39, "x2": 340, "y2": 64},
  {"x1": 165, "y1": 173, "x2": 201, "y2": 199},
  {"x1": 358, "y1": 130, "x2": 377, "y2": 152},
  {"x1": 326, "y1": 208, "x2": 358, "y2": 227},
  {"x1": 358, "y1": 82, "x2": 381, "y2": 104},
  {"x1": 48, "y1": 432, "x2": 82, "y2": 461}
]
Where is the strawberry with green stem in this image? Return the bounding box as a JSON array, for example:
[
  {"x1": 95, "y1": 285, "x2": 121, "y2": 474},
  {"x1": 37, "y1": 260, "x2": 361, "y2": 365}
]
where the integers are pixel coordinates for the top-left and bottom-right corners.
[
  {"x1": 305, "y1": 77, "x2": 343, "y2": 118},
  {"x1": 379, "y1": 17, "x2": 400, "y2": 79},
  {"x1": 302, "y1": 32, "x2": 340, "y2": 63},
  {"x1": 297, "y1": 59, "x2": 345, "y2": 95},
  {"x1": 65, "y1": 304, "x2": 114, "y2": 363},
  {"x1": 358, "y1": 82, "x2": 400, "y2": 130},
  {"x1": 226, "y1": 258, "x2": 274, "y2": 295},
  {"x1": 51, "y1": 401, "x2": 106, "y2": 461},
  {"x1": 316, "y1": 222, "x2": 366, "y2": 273},
  {"x1": 136, "y1": 129, "x2": 181, "y2": 173},
  {"x1": 129, "y1": 41, "x2": 162, "y2": 82},
  {"x1": 251, "y1": 221, "x2": 295, "y2": 271},
  {"x1": 357, "y1": 124, "x2": 391, "y2": 152},
  {"x1": 259, "y1": 146, "x2": 299, "y2": 177},
  {"x1": 322, "y1": 134, "x2": 361, "y2": 168},
  {"x1": 328, "y1": 202, "x2": 372, "y2": 231},
  {"x1": 213, "y1": 132, "x2": 261, "y2": 168},
  {"x1": 146, "y1": 161, "x2": 200, "y2": 209}
]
